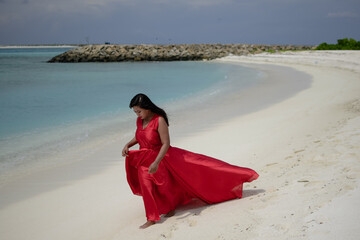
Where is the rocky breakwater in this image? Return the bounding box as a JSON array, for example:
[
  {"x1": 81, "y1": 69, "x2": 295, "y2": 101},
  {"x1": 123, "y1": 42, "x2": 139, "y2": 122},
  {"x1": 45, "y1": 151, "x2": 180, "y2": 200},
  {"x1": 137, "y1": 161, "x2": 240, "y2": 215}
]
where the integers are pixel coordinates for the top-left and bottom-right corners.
[{"x1": 48, "y1": 44, "x2": 315, "y2": 63}]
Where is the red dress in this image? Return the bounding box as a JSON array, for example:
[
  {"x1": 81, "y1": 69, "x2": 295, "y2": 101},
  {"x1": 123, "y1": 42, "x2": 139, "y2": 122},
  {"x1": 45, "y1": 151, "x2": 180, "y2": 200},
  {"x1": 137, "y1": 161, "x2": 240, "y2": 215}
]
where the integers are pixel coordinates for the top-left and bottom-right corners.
[{"x1": 125, "y1": 114, "x2": 259, "y2": 221}]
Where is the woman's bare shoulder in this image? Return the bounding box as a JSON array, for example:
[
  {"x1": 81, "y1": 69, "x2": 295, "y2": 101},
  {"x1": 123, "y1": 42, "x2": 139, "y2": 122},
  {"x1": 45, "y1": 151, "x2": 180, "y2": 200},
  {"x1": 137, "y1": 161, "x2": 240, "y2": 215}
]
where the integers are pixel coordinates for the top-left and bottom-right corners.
[{"x1": 157, "y1": 116, "x2": 166, "y2": 124}]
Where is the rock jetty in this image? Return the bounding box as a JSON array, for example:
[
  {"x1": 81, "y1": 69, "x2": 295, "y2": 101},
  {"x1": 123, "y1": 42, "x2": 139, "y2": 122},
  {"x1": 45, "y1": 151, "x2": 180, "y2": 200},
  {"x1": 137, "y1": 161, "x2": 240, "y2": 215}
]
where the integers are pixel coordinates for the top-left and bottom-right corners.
[{"x1": 48, "y1": 44, "x2": 315, "y2": 63}]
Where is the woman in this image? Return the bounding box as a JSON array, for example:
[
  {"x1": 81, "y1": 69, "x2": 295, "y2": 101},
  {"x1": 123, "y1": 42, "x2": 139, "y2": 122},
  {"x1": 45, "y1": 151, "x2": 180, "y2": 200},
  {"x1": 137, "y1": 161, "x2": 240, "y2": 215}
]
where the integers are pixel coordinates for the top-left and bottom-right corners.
[{"x1": 122, "y1": 93, "x2": 259, "y2": 229}]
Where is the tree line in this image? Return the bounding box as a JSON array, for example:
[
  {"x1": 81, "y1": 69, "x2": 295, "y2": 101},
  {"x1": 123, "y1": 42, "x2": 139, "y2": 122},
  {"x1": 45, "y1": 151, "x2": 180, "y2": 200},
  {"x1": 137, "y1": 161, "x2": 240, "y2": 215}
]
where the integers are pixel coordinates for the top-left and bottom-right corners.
[{"x1": 316, "y1": 38, "x2": 360, "y2": 50}]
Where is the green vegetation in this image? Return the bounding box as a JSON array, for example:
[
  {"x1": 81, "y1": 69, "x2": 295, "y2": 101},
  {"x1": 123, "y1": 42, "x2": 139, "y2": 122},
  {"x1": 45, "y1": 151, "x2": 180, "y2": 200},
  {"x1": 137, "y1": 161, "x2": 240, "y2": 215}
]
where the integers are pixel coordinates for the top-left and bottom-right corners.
[
  {"x1": 265, "y1": 49, "x2": 276, "y2": 53},
  {"x1": 316, "y1": 38, "x2": 360, "y2": 50}
]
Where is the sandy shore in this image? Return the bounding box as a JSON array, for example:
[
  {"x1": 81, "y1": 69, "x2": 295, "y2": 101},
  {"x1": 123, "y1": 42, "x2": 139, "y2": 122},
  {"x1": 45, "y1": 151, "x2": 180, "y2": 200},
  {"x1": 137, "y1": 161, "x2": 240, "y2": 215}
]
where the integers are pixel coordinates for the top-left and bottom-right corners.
[{"x1": 0, "y1": 51, "x2": 359, "y2": 240}]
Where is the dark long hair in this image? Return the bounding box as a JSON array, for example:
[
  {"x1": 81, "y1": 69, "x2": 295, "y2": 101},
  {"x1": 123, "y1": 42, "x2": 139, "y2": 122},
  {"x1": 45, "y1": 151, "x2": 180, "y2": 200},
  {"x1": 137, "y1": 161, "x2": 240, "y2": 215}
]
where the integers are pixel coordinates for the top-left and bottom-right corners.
[{"x1": 129, "y1": 93, "x2": 169, "y2": 126}]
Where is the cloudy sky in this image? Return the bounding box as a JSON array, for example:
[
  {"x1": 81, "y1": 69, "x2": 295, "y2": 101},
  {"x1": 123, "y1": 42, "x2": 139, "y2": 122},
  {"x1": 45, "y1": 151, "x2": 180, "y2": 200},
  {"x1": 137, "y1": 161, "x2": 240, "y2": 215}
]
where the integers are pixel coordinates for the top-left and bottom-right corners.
[{"x1": 0, "y1": 0, "x2": 359, "y2": 45}]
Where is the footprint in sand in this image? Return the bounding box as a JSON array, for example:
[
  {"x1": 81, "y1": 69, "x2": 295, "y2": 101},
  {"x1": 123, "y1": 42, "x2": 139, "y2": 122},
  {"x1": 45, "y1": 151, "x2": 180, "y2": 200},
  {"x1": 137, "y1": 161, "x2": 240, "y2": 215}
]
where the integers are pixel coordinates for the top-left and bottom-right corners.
[
  {"x1": 265, "y1": 162, "x2": 279, "y2": 166},
  {"x1": 303, "y1": 181, "x2": 322, "y2": 188},
  {"x1": 294, "y1": 149, "x2": 305, "y2": 154},
  {"x1": 159, "y1": 233, "x2": 169, "y2": 240},
  {"x1": 159, "y1": 223, "x2": 178, "y2": 239},
  {"x1": 216, "y1": 234, "x2": 226, "y2": 240},
  {"x1": 297, "y1": 179, "x2": 310, "y2": 183},
  {"x1": 187, "y1": 219, "x2": 197, "y2": 227}
]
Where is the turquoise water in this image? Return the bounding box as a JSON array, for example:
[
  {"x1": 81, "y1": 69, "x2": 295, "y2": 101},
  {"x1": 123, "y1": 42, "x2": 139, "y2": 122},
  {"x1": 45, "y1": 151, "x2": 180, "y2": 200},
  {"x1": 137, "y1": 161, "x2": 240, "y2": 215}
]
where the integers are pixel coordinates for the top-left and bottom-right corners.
[
  {"x1": 1, "y1": 48, "x2": 257, "y2": 138},
  {"x1": 0, "y1": 47, "x2": 261, "y2": 181}
]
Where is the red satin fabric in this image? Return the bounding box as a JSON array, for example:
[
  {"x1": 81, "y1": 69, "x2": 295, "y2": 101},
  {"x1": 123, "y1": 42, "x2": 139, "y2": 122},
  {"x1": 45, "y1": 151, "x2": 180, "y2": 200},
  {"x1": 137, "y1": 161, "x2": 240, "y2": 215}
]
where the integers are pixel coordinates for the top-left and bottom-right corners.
[{"x1": 125, "y1": 114, "x2": 259, "y2": 221}]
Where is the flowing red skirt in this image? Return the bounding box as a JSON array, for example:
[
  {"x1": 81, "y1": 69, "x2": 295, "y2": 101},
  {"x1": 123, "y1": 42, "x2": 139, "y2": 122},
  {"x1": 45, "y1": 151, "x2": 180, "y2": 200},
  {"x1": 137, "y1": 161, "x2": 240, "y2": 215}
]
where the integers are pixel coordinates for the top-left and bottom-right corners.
[{"x1": 126, "y1": 146, "x2": 259, "y2": 221}]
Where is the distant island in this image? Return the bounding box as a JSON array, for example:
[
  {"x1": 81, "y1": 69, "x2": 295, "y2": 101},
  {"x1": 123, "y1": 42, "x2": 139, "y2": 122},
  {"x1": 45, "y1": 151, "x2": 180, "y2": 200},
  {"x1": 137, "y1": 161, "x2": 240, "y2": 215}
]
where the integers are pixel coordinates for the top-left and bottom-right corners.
[{"x1": 47, "y1": 43, "x2": 315, "y2": 63}]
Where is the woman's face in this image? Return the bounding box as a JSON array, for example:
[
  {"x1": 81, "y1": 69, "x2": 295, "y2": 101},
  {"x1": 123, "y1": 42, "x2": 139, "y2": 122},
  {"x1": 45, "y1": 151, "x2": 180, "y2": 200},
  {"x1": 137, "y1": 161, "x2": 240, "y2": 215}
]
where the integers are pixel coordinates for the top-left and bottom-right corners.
[{"x1": 133, "y1": 106, "x2": 152, "y2": 120}]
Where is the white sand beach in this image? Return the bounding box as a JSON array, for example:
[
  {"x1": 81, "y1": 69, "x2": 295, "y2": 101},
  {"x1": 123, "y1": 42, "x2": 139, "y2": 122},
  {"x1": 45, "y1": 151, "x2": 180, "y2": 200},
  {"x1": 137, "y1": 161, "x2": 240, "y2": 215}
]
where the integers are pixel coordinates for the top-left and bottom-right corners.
[{"x1": 0, "y1": 51, "x2": 359, "y2": 240}]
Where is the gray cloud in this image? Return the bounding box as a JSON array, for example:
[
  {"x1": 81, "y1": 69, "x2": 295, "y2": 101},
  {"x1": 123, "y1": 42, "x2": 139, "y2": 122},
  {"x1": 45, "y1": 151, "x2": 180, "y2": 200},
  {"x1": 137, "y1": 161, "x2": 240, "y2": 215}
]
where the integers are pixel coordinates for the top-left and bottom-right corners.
[
  {"x1": 328, "y1": 11, "x2": 359, "y2": 18},
  {"x1": 0, "y1": 0, "x2": 359, "y2": 45}
]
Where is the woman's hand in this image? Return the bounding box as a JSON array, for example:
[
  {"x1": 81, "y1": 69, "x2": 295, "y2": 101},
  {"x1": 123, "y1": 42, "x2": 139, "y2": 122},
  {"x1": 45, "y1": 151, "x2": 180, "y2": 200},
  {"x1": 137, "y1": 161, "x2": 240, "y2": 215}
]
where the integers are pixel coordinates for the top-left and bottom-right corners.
[
  {"x1": 148, "y1": 162, "x2": 159, "y2": 174},
  {"x1": 122, "y1": 137, "x2": 138, "y2": 157},
  {"x1": 122, "y1": 145, "x2": 129, "y2": 157}
]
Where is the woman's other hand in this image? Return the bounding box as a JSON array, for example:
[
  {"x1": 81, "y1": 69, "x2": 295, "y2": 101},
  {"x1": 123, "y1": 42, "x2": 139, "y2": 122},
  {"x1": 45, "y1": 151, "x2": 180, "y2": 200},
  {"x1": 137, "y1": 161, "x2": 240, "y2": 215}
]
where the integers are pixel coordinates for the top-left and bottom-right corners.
[
  {"x1": 122, "y1": 137, "x2": 138, "y2": 157},
  {"x1": 122, "y1": 145, "x2": 129, "y2": 157},
  {"x1": 148, "y1": 162, "x2": 159, "y2": 174}
]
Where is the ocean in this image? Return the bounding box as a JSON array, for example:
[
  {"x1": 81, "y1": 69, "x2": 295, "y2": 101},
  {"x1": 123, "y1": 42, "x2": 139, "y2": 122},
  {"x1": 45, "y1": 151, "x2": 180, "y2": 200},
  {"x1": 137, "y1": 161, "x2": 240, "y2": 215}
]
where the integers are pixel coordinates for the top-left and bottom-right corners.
[{"x1": 0, "y1": 47, "x2": 262, "y2": 183}]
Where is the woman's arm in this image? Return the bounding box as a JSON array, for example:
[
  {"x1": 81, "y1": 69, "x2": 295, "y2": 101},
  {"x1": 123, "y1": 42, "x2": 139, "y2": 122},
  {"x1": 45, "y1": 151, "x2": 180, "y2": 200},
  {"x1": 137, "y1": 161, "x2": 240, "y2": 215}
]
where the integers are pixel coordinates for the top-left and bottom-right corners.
[
  {"x1": 122, "y1": 136, "x2": 138, "y2": 157},
  {"x1": 148, "y1": 117, "x2": 170, "y2": 173}
]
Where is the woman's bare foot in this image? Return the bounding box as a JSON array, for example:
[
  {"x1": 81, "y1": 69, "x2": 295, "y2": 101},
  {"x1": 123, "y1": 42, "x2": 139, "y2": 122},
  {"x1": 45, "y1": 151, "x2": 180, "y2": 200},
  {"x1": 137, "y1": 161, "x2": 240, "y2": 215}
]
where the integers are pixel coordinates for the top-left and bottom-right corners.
[
  {"x1": 164, "y1": 210, "x2": 175, "y2": 218},
  {"x1": 139, "y1": 221, "x2": 155, "y2": 229}
]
